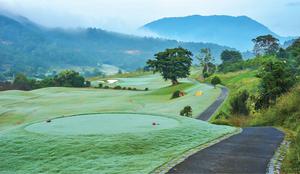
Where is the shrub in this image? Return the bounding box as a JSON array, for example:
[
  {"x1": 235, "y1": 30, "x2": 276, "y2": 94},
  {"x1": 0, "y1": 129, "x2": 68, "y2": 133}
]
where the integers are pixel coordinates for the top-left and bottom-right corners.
[
  {"x1": 53, "y1": 70, "x2": 85, "y2": 87},
  {"x1": 180, "y1": 106, "x2": 192, "y2": 117},
  {"x1": 128, "y1": 87, "x2": 132, "y2": 90},
  {"x1": 203, "y1": 72, "x2": 210, "y2": 79},
  {"x1": 98, "y1": 83, "x2": 103, "y2": 88},
  {"x1": 133, "y1": 88, "x2": 137, "y2": 90},
  {"x1": 218, "y1": 61, "x2": 244, "y2": 73},
  {"x1": 230, "y1": 90, "x2": 250, "y2": 116},
  {"x1": 255, "y1": 59, "x2": 296, "y2": 109},
  {"x1": 122, "y1": 87, "x2": 127, "y2": 90},
  {"x1": 145, "y1": 88, "x2": 149, "y2": 91},
  {"x1": 172, "y1": 90, "x2": 183, "y2": 99},
  {"x1": 211, "y1": 76, "x2": 221, "y2": 88},
  {"x1": 104, "y1": 86, "x2": 110, "y2": 89},
  {"x1": 114, "y1": 86, "x2": 122, "y2": 90}
]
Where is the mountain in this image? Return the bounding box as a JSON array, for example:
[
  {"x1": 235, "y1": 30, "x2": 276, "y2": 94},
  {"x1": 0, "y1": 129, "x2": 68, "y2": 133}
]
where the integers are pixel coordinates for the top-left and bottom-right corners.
[
  {"x1": 0, "y1": 14, "x2": 233, "y2": 78},
  {"x1": 141, "y1": 15, "x2": 290, "y2": 51},
  {"x1": 283, "y1": 38, "x2": 299, "y2": 48}
]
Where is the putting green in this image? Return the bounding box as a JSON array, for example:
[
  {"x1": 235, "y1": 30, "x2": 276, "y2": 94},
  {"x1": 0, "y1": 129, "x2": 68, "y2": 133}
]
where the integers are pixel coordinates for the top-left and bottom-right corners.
[{"x1": 25, "y1": 114, "x2": 179, "y2": 135}]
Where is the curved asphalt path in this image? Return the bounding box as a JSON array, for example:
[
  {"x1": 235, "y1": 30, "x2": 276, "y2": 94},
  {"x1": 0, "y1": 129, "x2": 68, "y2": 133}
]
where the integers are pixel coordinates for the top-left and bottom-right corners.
[
  {"x1": 167, "y1": 86, "x2": 285, "y2": 174},
  {"x1": 197, "y1": 86, "x2": 228, "y2": 121}
]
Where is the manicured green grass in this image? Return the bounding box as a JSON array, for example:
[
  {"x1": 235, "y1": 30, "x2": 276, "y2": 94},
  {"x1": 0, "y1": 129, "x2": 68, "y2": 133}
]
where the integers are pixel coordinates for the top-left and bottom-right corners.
[
  {"x1": 0, "y1": 116, "x2": 235, "y2": 174},
  {"x1": 0, "y1": 73, "x2": 235, "y2": 173},
  {"x1": 90, "y1": 67, "x2": 202, "y2": 90},
  {"x1": 149, "y1": 82, "x2": 194, "y2": 95},
  {"x1": 0, "y1": 75, "x2": 221, "y2": 130},
  {"x1": 25, "y1": 113, "x2": 180, "y2": 135},
  {"x1": 107, "y1": 73, "x2": 179, "y2": 90}
]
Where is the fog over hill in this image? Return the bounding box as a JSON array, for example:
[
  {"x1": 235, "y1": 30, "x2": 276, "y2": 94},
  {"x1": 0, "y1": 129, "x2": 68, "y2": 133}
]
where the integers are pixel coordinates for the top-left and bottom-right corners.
[
  {"x1": 0, "y1": 13, "x2": 235, "y2": 77},
  {"x1": 141, "y1": 15, "x2": 294, "y2": 51}
]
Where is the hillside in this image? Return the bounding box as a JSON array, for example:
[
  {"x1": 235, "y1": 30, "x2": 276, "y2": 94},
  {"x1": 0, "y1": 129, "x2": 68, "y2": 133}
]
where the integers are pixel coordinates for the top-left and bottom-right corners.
[
  {"x1": 141, "y1": 15, "x2": 291, "y2": 51},
  {"x1": 0, "y1": 14, "x2": 233, "y2": 78}
]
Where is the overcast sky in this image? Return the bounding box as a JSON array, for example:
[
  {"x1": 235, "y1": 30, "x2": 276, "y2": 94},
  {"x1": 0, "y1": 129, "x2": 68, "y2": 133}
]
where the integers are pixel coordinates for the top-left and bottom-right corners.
[{"x1": 0, "y1": 0, "x2": 299, "y2": 36}]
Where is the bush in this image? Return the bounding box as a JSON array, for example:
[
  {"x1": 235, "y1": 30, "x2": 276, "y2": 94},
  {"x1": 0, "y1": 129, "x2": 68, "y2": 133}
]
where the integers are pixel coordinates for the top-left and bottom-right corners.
[
  {"x1": 122, "y1": 87, "x2": 127, "y2": 90},
  {"x1": 255, "y1": 59, "x2": 296, "y2": 109},
  {"x1": 39, "y1": 77, "x2": 55, "y2": 88},
  {"x1": 54, "y1": 70, "x2": 85, "y2": 87},
  {"x1": 218, "y1": 61, "x2": 244, "y2": 73},
  {"x1": 172, "y1": 90, "x2": 183, "y2": 99},
  {"x1": 104, "y1": 86, "x2": 110, "y2": 89},
  {"x1": 128, "y1": 87, "x2": 132, "y2": 90},
  {"x1": 180, "y1": 106, "x2": 192, "y2": 117},
  {"x1": 211, "y1": 76, "x2": 221, "y2": 88},
  {"x1": 203, "y1": 72, "x2": 210, "y2": 79},
  {"x1": 145, "y1": 88, "x2": 149, "y2": 91},
  {"x1": 98, "y1": 83, "x2": 103, "y2": 88},
  {"x1": 230, "y1": 90, "x2": 250, "y2": 116},
  {"x1": 114, "y1": 86, "x2": 122, "y2": 90},
  {"x1": 133, "y1": 88, "x2": 137, "y2": 90}
]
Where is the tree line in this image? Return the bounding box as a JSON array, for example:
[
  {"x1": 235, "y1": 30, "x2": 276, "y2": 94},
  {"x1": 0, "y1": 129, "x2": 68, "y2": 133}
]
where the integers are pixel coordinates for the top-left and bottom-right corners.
[
  {"x1": 146, "y1": 34, "x2": 299, "y2": 112},
  {"x1": 0, "y1": 70, "x2": 90, "y2": 91}
]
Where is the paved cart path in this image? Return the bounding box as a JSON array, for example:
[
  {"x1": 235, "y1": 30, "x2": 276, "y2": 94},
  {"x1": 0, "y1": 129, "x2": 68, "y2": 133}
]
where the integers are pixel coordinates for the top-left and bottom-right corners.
[
  {"x1": 197, "y1": 87, "x2": 228, "y2": 121},
  {"x1": 167, "y1": 87, "x2": 285, "y2": 174}
]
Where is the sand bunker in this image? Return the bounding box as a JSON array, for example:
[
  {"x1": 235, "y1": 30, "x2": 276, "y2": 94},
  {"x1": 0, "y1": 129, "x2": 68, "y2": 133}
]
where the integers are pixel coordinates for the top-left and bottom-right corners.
[
  {"x1": 107, "y1": 79, "x2": 118, "y2": 84},
  {"x1": 25, "y1": 113, "x2": 179, "y2": 135}
]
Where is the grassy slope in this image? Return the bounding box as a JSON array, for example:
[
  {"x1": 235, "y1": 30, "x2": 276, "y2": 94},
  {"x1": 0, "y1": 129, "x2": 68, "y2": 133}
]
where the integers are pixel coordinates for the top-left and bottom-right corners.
[
  {"x1": 205, "y1": 70, "x2": 260, "y2": 126},
  {"x1": 0, "y1": 72, "x2": 235, "y2": 173},
  {"x1": 0, "y1": 81, "x2": 220, "y2": 130},
  {"x1": 204, "y1": 70, "x2": 300, "y2": 173},
  {"x1": 90, "y1": 68, "x2": 201, "y2": 90}
]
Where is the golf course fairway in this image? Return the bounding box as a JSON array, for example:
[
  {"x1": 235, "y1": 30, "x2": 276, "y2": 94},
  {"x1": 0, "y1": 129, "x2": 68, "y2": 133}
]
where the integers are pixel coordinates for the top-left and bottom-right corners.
[
  {"x1": 25, "y1": 113, "x2": 179, "y2": 135},
  {"x1": 0, "y1": 73, "x2": 237, "y2": 173}
]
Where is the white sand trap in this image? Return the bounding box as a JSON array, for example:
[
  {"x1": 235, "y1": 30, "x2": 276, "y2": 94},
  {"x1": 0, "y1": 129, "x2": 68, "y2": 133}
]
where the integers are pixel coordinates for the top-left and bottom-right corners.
[
  {"x1": 25, "y1": 114, "x2": 179, "y2": 135},
  {"x1": 107, "y1": 79, "x2": 118, "y2": 84}
]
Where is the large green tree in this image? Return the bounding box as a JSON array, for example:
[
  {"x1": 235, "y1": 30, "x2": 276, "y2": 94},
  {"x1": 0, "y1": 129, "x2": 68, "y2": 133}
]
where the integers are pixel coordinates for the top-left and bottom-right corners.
[
  {"x1": 286, "y1": 38, "x2": 300, "y2": 66},
  {"x1": 221, "y1": 50, "x2": 243, "y2": 63},
  {"x1": 196, "y1": 48, "x2": 216, "y2": 78},
  {"x1": 147, "y1": 47, "x2": 192, "y2": 85},
  {"x1": 54, "y1": 70, "x2": 85, "y2": 87},
  {"x1": 255, "y1": 59, "x2": 296, "y2": 109},
  {"x1": 219, "y1": 50, "x2": 244, "y2": 73},
  {"x1": 252, "y1": 35, "x2": 280, "y2": 56}
]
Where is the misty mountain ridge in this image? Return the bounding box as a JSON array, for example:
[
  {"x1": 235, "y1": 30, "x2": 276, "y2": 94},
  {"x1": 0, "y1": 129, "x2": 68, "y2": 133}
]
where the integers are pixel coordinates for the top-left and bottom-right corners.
[
  {"x1": 141, "y1": 15, "x2": 294, "y2": 51},
  {"x1": 0, "y1": 13, "x2": 235, "y2": 77}
]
